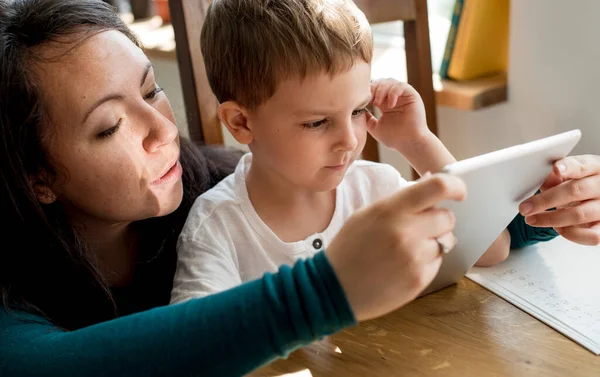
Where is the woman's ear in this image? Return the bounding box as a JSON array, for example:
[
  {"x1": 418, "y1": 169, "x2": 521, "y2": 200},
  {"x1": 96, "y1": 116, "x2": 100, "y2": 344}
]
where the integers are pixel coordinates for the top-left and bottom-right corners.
[
  {"x1": 218, "y1": 101, "x2": 254, "y2": 145},
  {"x1": 30, "y1": 174, "x2": 57, "y2": 205}
]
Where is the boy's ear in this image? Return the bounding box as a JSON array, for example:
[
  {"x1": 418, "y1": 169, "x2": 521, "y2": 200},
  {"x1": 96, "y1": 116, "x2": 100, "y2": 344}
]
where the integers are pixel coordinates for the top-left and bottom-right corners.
[
  {"x1": 30, "y1": 174, "x2": 57, "y2": 205},
  {"x1": 218, "y1": 101, "x2": 254, "y2": 145}
]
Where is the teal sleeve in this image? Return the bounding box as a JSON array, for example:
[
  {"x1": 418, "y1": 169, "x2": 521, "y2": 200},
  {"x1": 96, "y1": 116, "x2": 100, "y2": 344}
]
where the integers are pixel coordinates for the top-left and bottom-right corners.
[
  {"x1": 507, "y1": 214, "x2": 559, "y2": 249},
  {"x1": 0, "y1": 251, "x2": 356, "y2": 377}
]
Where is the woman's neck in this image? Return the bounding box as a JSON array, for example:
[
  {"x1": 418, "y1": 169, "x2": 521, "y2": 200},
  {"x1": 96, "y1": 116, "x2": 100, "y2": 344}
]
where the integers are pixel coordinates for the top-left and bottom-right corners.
[{"x1": 76, "y1": 219, "x2": 139, "y2": 287}]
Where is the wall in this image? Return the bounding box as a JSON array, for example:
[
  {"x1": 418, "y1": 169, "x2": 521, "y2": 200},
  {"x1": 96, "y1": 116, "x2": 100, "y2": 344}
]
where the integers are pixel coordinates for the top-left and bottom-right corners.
[{"x1": 438, "y1": 0, "x2": 600, "y2": 160}]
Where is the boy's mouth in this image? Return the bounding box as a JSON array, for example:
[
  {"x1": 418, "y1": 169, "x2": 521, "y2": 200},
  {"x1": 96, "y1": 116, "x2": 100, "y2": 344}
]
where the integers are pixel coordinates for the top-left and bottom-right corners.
[{"x1": 325, "y1": 159, "x2": 349, "y2": 171}]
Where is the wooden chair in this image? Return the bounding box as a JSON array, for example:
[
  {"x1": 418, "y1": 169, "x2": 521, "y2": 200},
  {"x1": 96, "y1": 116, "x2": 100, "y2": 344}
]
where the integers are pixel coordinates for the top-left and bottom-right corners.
[
  {"x1": 170, "y1": 0, "x2": 222, "y2": 144},
  {"x1": 170, "y1": 0, "x2": 437, "y2": 165},
  {"x1": 353, "y1": 0, "x2": 437, "y2": 163}
]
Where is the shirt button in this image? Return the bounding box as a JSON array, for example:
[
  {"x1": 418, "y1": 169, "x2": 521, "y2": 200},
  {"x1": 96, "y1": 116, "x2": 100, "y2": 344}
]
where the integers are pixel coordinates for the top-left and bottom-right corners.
[{"x1": 312, "y1": 238, "x2": 323, "y2": 250}]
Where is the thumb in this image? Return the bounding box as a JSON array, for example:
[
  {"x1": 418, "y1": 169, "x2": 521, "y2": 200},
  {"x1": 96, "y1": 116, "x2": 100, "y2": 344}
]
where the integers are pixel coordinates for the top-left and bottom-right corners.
[{"x1": 366, "y1": 108, "x2": 378, "y2": 132}]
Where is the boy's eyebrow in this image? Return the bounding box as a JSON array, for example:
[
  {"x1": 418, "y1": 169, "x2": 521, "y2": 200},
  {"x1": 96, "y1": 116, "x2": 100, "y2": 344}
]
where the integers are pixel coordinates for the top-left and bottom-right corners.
[
  {"x1": 296, "y1": 94, "x2": 373, "y2": 116},
  {"x1": 357, "y1": 94, "x2": 372, "y2": 108}
]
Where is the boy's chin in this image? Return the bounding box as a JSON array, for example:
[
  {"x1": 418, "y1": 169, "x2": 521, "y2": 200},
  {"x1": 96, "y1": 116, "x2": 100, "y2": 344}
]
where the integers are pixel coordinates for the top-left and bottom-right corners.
[{"x1": 310, "y1": 175, "x2": 346, "y2": 192}]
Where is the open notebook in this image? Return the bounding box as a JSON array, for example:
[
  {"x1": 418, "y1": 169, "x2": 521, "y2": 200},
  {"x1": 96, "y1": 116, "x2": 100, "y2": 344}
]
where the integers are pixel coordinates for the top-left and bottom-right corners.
[{"x1": 467, "y1": 236, "x2": 600, "y2": 355}]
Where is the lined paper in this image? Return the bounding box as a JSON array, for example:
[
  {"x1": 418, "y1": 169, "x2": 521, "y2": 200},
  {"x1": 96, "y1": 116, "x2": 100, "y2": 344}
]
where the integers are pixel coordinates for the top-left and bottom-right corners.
[{"x1": 467, "y1": 237, "x2": 600, "y2": 354}]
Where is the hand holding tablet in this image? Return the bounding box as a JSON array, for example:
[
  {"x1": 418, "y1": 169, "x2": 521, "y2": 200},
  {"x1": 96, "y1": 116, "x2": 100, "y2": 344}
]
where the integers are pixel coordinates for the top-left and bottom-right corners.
[{"x1": 420, "y1": 129, "x2": 582, "y2": 296}]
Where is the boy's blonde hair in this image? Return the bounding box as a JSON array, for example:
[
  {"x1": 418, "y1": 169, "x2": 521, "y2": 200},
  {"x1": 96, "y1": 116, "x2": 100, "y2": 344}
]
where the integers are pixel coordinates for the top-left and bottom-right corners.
[{"x1": 201, "y1": 0, "x2": 373, "y2": 109}]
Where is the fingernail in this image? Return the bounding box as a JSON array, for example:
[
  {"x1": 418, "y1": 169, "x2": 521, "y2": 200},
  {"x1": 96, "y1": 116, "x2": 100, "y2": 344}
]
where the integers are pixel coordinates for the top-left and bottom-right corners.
[
  {"x1": 557, "y1": 163, "x2": 567, "y2": 173},
  {"x1": 526, "y1": 216, "x2": 537, "y2": 225},
  {"x1": 520, "y1": 202, "x2": 533, "y2": 215}
]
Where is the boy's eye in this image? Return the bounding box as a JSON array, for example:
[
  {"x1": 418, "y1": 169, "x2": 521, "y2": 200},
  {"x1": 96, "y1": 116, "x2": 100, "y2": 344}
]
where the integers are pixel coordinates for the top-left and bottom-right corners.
[
  {"x1": 302, "y1": 119, "x2": 327, "y2": 129},
  {"x1": 302, "y1": 108, "x2": 366, "y2": 129},
  {"x1": 352, "y1": 108, "x2": 367, "y2": 117}
]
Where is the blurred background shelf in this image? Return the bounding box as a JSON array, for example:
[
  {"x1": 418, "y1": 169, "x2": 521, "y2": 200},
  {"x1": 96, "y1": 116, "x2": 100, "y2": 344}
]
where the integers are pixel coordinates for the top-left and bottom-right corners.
[{"x1": 125, "y1": 15, "x2": 508, "y2": 112}]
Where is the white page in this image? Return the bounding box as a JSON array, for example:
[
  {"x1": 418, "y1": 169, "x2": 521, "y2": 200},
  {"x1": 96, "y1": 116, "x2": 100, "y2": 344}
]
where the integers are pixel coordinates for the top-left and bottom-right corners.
[{"x1": 466, "y1": 237, "x2": 600, "y2": 354}]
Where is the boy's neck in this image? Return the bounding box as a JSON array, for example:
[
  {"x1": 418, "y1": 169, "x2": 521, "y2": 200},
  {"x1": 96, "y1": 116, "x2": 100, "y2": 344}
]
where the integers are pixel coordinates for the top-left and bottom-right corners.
[{"x1": 246, "y1": 161, "x2": 336, "y2": 243}]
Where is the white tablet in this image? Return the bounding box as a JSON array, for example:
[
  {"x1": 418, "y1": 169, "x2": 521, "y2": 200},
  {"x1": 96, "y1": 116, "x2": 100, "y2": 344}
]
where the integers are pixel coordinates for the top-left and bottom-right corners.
[{"x1": 420, "y1": 129, "x2": 582, "y2": 297}]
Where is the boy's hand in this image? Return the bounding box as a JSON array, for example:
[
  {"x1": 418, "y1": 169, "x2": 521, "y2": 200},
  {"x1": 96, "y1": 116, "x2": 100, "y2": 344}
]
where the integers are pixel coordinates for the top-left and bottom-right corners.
[
  {"x1": 367, "y1": 78, "x2": 456, "y2": 175},
  {"x1": 367, "y1": 78, "x2": 429, "y2": 150}
]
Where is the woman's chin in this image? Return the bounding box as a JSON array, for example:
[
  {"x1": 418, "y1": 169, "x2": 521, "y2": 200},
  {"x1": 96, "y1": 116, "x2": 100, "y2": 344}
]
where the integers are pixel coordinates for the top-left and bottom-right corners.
[{"x1": 150, "y1": 182, "x2": 184, "y2": 218}]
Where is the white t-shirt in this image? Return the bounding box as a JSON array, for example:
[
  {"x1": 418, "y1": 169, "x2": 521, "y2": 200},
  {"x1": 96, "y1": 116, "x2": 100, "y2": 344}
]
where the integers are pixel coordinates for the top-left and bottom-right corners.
[{"x1": 170, "y1": 153, "x2": 409, "y2": 303}]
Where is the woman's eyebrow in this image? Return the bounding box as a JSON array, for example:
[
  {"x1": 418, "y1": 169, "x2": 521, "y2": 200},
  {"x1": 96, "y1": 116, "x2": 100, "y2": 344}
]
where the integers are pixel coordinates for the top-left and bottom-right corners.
[
  {"x1": 82, "y1": 62, "x2": 154, "y2": 123},
  {"x1": 140, "y1": 62, "x2": 154, "y2": 86}
]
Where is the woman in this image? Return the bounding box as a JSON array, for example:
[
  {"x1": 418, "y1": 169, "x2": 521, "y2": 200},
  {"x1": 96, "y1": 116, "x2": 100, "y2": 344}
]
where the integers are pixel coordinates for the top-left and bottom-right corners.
[{"x1": 0, "y1": 1, "x2": 598, "y2": 376}]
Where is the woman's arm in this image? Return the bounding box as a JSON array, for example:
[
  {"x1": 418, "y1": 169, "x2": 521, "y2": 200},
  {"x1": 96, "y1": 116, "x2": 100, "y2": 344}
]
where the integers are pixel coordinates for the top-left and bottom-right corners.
[
  {"x1": 1, "y1": 171, "x2": 470, "y2": 377},
  {"x1": 507, "y1": 213, "x2": 558, "y2": 249},
  {"x1": 0, "y1": 252, "x2": 355, "y2": 377}
]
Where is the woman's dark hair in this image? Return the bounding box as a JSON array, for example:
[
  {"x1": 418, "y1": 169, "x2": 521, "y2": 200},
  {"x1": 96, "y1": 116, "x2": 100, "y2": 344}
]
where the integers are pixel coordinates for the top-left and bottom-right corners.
[{"x1": 0, "y1": 0, "x2": 241, "y2": 330}]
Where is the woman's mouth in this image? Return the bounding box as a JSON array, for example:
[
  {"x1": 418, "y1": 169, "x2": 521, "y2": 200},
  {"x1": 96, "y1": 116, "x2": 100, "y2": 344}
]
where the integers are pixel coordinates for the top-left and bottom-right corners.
[{"x1": 152, "y1": 160, "x2": 182, "y2": 185}]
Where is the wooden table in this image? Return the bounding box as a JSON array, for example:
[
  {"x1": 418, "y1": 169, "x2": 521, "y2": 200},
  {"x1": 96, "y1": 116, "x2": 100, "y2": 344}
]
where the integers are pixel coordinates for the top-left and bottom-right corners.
[{"x1": 250, "y1": 278, "x2": 599, "y2": 377}]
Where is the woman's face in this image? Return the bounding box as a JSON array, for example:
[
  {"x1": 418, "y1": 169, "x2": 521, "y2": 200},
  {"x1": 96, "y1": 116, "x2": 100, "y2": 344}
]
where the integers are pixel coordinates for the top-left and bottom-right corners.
[{"x1": 35, "y1": 30, "x2": 183, "y2": 225}]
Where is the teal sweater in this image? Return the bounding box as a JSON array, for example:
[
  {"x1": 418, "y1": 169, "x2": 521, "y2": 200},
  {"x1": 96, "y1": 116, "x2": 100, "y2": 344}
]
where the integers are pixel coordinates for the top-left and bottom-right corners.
[
  {"x1": 0, "y1": 252, "x2": 355, "y2": 377},
  {"x1": 0, "y1": 215, "x2": 556, "y2": 376}
]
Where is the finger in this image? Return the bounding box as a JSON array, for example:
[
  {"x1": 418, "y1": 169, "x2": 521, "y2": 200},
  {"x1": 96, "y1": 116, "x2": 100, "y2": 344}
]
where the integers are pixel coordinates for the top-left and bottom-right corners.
[
  {"x1": 390, "y1": 174, "x2": 467, "y2": 213},
  {"x1": 370, "y1": 79, "x2": 381, "y2": 97},
  {"x1": 525, "y1": 199, "x2": 600, "y2": 228},
  {"x1": 372, "y1": 79, "x2": 395, "y2": 108},
  {"x1": 409, "y1": 208, "x2": 457, "y2": 241},
  {"x1": 554, "y1": 155, "x2": 600, "y2": 180},
  {"x1": 389, "y1": 81, "x2": 416, "y2": 98},
  {"x1": 539, "y1": 171, "x2": 564, "y2": 192},
  {"x1": 406, "y1": 233, "x2": 451, "y2": 268},
  {"x1": 386, "y1": 83, "x2": 417, "y2": 109},
  {"x1": 555, "y1": 222, "x2": 600, "y2": 246},
  {"x1": 387, "y1": 92, "x2": 399, "y2": 109},
  {"x1": 365, "y1": 108, "x2": 378, "y2": 131},
  {"x1": 434, "y1": 231, "x2": 457, "y2": 253},
  {"x1": 408, "y1": 232, "x2": 454, "y2": 267},
  {"x1": 520, "y1": 175, "x2": 600, "y2": 216}
]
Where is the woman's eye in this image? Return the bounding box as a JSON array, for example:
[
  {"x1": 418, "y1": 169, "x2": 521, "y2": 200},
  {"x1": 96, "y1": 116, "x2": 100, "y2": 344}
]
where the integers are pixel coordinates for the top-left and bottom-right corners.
[
  {"x1": 144, "y1": 86, "x2": 164, "y2": 100},
  {"x1": 97, "y1": 119, "x2": 122, "y2": 139}
]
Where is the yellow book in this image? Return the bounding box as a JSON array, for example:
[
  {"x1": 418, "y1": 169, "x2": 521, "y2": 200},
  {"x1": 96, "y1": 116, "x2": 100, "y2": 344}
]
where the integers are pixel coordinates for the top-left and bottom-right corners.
[{"x1": 448, "y1": 0, "x2": 510, "y2": 81}]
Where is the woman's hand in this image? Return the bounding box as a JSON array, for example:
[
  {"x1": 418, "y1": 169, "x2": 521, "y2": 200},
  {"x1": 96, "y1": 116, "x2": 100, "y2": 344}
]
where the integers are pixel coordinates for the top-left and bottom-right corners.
[
  {"x1": 326, "y1": 173, "x2": 467, "y2": 321},
  {"x1": 519, "y1": 155, "x2": 600, "y2": 245}
]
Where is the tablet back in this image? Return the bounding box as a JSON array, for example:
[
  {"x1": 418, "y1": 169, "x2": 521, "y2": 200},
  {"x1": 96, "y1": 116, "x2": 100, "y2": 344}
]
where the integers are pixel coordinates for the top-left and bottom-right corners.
[{"x1": 420, "y1": 129, "x2": 582, "y2": 297}]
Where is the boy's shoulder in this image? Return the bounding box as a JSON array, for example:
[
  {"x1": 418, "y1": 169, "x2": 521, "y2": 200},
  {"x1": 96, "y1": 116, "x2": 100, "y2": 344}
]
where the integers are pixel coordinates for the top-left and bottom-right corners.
[{"x1": 181, "y1": 157, "x2": 248, "y2": 239}]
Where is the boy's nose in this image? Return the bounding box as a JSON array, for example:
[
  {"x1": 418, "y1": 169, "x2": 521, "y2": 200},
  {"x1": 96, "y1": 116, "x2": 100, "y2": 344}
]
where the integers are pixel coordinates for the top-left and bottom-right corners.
[{"x1": 335, "y1": 121, "x2": 359, "y2": 152}]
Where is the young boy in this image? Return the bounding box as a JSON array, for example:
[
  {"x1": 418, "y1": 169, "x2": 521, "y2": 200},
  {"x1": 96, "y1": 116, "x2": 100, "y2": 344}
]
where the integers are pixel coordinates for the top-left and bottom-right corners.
[{"x1": 170, "y1": 0, "x2": 511, "y2": 303}]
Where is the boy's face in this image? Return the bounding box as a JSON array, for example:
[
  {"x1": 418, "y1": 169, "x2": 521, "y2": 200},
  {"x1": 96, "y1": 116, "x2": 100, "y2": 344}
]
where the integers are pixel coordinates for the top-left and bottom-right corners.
[{"x1": 246, "y1": 60, "x2": 371, "y2": 192}]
